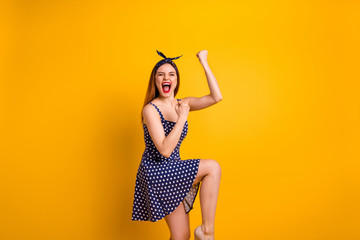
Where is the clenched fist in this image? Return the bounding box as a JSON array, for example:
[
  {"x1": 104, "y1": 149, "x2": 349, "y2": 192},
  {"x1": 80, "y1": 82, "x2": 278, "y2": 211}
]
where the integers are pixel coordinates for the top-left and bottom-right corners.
[
  {"x1": 175, "y1": 99, "x2": 190, "y2": 119},
  {"x1": 196, "y1": 50, "x2": 208, "y2": 63}
]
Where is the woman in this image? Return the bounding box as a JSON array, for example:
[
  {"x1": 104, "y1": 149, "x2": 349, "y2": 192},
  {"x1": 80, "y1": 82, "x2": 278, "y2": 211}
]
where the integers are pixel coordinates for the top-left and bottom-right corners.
[{"x1": 131, "y1": 49, "x2": 222, "y2": 240}]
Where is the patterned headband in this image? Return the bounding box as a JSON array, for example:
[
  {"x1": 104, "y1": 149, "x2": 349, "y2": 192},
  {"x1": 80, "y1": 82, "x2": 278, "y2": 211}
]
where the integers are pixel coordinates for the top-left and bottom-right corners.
[{"x1": 154, "y1": 50, "x2": 183, "y2": 73}]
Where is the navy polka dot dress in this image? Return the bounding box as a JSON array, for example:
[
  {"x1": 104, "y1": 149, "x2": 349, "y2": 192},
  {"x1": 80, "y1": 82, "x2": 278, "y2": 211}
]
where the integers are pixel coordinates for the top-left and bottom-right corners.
[{"x1": 131, "y1": 99, "x2": 201, "y2": 222}]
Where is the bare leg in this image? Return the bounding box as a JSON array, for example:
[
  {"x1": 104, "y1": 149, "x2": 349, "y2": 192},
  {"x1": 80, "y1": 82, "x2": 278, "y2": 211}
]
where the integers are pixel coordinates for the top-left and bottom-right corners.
[
  {"x1": 193, "y1": 159, "x2": 221, "y2": 240},
  {"x1": 164, "y1": 201, "x2": 191, "y2": 240}
]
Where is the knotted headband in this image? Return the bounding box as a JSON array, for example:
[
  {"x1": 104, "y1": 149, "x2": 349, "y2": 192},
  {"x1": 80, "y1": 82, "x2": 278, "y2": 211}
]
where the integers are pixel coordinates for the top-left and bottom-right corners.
[{"x1": 154, "y1": 50, "x2": 183, "y2": 74}]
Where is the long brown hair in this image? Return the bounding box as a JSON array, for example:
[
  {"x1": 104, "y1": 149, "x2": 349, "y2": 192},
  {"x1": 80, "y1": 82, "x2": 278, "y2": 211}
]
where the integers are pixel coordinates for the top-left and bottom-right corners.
[{"x1": 141, "y1": 62, "x2": 180, "y2": 123}]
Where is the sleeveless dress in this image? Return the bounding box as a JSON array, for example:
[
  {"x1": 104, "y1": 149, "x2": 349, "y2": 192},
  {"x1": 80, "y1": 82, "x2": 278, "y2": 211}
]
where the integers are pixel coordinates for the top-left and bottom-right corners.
[{"x1": 131, "y1": 99, "x2": 201, "y2": 222}]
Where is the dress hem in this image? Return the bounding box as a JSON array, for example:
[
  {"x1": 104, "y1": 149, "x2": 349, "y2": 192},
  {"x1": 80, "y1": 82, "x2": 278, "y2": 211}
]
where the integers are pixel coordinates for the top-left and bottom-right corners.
[{"x1": 131, "y1": 158, "x2": 201, "y2": 222}]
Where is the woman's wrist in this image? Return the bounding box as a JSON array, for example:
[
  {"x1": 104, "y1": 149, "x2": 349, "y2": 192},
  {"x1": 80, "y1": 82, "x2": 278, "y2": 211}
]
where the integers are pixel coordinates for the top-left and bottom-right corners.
[
  {"x1": 177, "y1": 115, "x2": 188, "y2": 122},
  {"x1": 200, "y1": 59, "x2": 208, "y2": 66}
]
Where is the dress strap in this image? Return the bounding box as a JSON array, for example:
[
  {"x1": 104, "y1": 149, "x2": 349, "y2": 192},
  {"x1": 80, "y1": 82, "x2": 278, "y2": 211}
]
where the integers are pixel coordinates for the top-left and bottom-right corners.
[{"x1": 148, "y1": 102, "x2": 165, "y2": 122}]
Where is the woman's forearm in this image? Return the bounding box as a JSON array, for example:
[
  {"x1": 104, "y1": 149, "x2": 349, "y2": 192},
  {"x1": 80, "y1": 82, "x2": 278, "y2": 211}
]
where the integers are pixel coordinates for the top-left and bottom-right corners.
[
  {"x1": 201, "y1": 60, "x2": 223, "y2": 101},
  {"x1": 160, "y1": 115, "x2": 187, "y2": 158}
]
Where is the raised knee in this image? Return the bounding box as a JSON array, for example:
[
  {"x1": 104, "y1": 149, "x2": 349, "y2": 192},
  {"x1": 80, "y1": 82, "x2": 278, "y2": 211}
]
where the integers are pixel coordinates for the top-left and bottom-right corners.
[{"x1": 209, "y1": 159, "x2": 221, "y2": 176}]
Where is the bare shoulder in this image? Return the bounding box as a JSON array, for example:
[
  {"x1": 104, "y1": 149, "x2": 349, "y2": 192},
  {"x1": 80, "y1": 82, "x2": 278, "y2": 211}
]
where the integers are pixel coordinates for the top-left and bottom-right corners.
[
  {"x1": 142, "y1": 103, "x2": 159, "y2": 124},
  {"x1": 142, "y1": 103, "x2": 154, "y2": 117}
]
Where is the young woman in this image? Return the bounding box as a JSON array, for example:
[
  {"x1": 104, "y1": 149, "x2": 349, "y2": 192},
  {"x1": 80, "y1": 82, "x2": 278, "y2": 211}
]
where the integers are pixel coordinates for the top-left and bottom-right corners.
[{"x1": 131, "y1": 49, "x2": 222, "y2": 240}]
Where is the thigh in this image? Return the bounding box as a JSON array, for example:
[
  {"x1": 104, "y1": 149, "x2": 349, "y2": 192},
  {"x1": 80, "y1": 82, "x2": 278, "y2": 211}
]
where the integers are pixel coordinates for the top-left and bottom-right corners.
[
  {"x1": 192, "y1": 159, "x2": 220, "y2": 185},
  {"x1": 164, "y1": 201, "x2": 190, "y2": 240}
]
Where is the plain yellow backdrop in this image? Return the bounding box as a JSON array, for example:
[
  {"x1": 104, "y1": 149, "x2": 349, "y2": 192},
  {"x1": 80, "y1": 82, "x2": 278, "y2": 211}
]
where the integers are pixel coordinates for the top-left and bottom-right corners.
[{"x1": 1, "y1": 0, "x2": 359, "y2": 239}]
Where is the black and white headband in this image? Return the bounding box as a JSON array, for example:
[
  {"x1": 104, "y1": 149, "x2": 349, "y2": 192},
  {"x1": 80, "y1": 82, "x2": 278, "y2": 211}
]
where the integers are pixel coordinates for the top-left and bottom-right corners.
[{"x1": 154, "y1": 50, "x2": 183, "y2": 73}]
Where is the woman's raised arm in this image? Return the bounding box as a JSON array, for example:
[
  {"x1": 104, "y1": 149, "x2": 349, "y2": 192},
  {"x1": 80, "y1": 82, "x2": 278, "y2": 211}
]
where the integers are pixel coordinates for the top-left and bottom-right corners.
[{"x1": 181, "y1": 50, "x2": 223, "y2": 111}]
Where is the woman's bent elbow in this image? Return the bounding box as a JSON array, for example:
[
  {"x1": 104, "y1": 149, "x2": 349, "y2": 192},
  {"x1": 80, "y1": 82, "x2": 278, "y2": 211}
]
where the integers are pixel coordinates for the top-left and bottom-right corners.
[{"x1": 160, "y1": 151, "x2": 171, "y2": 158}]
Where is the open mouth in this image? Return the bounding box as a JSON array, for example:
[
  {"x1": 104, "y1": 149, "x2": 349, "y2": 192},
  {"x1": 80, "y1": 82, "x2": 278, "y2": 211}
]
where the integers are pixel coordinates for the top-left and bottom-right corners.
[{"x1": 162, "y1": 82, "x2": 171, "y2": 93}]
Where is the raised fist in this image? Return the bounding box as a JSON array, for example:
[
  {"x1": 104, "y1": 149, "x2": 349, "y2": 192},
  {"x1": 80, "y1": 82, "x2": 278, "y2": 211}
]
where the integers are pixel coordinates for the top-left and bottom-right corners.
[{"x1": 196, "y1": 50, "x2": 208, "y2": 62}]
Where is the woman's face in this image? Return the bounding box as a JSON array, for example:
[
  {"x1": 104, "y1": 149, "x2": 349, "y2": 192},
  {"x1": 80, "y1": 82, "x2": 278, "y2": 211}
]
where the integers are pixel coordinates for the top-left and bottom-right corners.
[{"x1": 155, "y1": 63, "x2": 177, "y2": 97}]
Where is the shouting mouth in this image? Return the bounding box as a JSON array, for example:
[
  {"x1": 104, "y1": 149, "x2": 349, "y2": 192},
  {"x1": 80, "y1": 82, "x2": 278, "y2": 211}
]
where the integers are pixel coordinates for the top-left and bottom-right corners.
[{"x1": 162, "y1": 82, "x2": 171, "y2": 93}]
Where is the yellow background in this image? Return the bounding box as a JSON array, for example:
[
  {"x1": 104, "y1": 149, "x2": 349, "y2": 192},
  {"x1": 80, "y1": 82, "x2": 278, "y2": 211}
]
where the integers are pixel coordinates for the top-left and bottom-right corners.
[{"x1": 1, "y1": 0, "x2": 359, "y2": 239}]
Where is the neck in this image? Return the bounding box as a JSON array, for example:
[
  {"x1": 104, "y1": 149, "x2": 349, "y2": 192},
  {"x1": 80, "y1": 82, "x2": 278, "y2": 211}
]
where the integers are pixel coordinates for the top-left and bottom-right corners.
[{"x1": 157, "y1": 95, "x2": 176, "y2": 107}]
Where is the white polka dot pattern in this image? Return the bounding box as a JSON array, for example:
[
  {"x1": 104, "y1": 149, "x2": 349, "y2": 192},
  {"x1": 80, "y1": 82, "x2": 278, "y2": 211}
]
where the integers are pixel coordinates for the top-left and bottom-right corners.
[{"x1": 131, "y1": 99, "x2": 201, "y2": 222}]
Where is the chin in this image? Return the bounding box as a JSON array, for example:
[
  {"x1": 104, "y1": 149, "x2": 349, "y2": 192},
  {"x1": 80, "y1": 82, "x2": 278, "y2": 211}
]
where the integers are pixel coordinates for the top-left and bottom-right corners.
[
  {"x1": 158, "y1": 88, "x2": 173, "y2": 97},
  {"x1": 161, "y1": 92, "x2": 172, "y2": 97}
]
